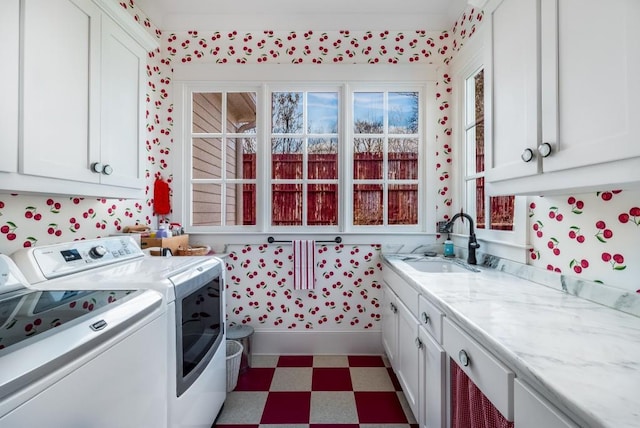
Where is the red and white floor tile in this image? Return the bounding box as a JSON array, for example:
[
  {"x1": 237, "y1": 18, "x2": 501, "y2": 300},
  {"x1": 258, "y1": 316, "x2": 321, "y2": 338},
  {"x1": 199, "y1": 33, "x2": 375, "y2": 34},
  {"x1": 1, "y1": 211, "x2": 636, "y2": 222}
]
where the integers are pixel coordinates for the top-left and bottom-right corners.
[{"x1": 213, "y1": 355, "x2": 418, "y2": 428}]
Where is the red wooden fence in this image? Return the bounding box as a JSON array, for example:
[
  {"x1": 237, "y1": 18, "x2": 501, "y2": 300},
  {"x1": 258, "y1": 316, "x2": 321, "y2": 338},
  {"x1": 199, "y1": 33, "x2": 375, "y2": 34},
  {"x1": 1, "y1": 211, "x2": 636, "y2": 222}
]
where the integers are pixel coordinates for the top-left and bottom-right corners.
[{"x1": 242, "y1": 153, "x2": 419, "y2": 225}]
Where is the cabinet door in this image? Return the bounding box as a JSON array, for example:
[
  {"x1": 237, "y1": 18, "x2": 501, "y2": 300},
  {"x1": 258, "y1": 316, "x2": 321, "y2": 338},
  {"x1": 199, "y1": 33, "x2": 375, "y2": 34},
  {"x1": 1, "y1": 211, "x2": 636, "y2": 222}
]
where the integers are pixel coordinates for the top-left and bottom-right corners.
[
  {"x1": 381, "y1": 285, "x2": 398, "y2": 367},
  {"x1": 484, "y1": 0, "x2": 540, "y2": 183},
  {"x1": 541, "y1": 0, "x2": 640, "y2": 173},
  {"x1": 21, "y1": 0, "x2": 101, "y2": 183},
  {"x1": 418, "y1": 326, "x2": 446, "y2": 428},
  {"x1": 514, "y1": 379, "x2": 579, "y2": 428},
  {"x1": 100, "y1": 17, "x2": 146, "y2": 189},
  {"x1": 0, "y1": 0, "x2": 19, "y2": 173},
  {"x1": 396, "y1": 298, "x2": 420, "y2": 422}
]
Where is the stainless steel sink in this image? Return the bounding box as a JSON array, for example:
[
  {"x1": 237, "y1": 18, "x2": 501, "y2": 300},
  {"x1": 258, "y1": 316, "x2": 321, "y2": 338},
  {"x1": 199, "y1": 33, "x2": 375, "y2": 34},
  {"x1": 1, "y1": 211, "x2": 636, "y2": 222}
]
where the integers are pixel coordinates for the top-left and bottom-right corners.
[{"x1": 400, "y1": 258, "x2": 479, "y2": 273}]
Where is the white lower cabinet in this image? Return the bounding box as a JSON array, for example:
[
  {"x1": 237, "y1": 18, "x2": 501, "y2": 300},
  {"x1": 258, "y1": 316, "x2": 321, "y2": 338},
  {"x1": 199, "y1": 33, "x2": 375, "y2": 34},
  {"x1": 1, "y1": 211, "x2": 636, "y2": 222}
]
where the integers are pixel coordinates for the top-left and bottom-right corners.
[
  {"x1": 382, "y1": 272, "x2": 446, "y2": 428},
  {"x1": 418, "y1": 325, "x2": 445, "y2": 428},
  {"x1": 381, "y1": 284, "x2": 399, "y2": 368},
  {"x1": 514, "y1": 379, "x2": 579, "y2": 428},
  {"x1": 395, "y1": 298, "x2": 421, "y2": 421},
  {"x1": 442, "y1": 318, "x2": 514, "y2": 426}
]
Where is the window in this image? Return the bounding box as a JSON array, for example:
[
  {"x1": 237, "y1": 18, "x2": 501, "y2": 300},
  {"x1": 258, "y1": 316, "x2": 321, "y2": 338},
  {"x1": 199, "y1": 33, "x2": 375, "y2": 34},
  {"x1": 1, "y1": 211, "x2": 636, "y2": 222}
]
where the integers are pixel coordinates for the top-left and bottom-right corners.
[
  {"x1": 463, "y1": 69, "x2": 515, "y2": 231},
  {"x1": 352, "y1": 91, "x2": 419, "y2": 226},
  {"x1": 270, "y1": 91, "x2": 339, "y2": 226},
  {"x1": 190, "y1": 91, "x2": 257, "y2": 226},
  {"x1": 179, "y1": 77, "x2": 429, "y2": 234}
]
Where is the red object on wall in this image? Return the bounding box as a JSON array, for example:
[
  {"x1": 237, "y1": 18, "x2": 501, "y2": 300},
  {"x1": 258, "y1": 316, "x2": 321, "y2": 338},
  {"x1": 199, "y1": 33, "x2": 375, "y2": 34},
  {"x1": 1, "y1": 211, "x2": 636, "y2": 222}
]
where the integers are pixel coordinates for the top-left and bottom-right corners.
[
  {"x1": 153, "y1": 178, "x2": 171, "y2": 215},
  {"x1": 450, "y1": 360, "x2": 513, "y2": 428}
]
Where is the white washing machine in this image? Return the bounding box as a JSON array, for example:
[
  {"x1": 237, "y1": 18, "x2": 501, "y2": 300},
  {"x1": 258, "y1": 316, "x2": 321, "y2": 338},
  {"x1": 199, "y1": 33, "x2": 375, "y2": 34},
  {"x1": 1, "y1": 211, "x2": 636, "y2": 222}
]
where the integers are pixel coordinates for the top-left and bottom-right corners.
[
  {"x1": 11, "y1": 236, "x2": 227, "y2": 428},
  {"x1": 0, "y1": 254, "x2": 168, "y2": 427}
]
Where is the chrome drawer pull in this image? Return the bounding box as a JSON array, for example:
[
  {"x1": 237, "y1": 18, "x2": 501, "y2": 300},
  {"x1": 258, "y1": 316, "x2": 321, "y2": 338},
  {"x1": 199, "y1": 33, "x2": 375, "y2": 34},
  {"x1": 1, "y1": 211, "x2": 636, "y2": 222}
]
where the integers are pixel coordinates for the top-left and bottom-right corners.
[
  {"x1": 458, "y1": 349, "x2": 470, "y2": 367},
  {"x1": 421, "y1": 311, "x2": 430, "y2": 324}
]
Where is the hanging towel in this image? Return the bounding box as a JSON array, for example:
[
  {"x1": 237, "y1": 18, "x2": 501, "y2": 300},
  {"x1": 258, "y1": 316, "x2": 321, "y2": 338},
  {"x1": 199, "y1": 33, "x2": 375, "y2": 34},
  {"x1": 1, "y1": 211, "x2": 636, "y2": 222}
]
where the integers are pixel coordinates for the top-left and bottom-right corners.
[
  {"x1": 153, "y1": 177, "x2": 171, "y2": 216},
  {"x1": 293, "y1": 240, "x2": 316, "y2": 290}
]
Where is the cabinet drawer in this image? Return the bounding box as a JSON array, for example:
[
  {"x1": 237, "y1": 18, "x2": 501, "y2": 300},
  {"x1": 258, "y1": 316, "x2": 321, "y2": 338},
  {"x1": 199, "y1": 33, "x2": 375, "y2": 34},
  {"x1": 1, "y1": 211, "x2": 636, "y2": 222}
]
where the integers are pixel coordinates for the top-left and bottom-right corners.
[
  {"x1": 443, "y1": 318, "x2": 514, "y2": 420},
  {"x1": 382, "y1": 266, "x2": 419, "y2": 317},
  {"x1": 418, "y1": 294, "x2": 443, "y2": 344},
  {"x1": 514, "y1": 379, "x2": 578, "y2": 428}
]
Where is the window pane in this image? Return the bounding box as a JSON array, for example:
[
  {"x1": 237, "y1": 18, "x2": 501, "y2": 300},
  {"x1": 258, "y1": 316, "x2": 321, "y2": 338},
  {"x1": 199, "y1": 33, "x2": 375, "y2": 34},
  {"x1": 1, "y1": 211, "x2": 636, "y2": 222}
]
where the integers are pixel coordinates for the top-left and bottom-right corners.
[
  {"x1": 388, "y1": 138, "x2": 418, "y2": 180},
  {"x1": 388, "y1": 184, "x2": 418, "y2": 225},
  {"x1": 353, "y1": 92, "x2": 383, "y2": 134},
  {"x1": 227, "y1": 92, "x2": 257, "y2": 133},
  {"x1": 192, "y1": 138, "x2": 222, "y2": 179},
  {"x1": 388, "y1": 92, "x2": 418, "y2": 134},
  {"x1": 353, "y1": 138, "x2": 383, "y2": 179},
  {"x1": 490, "y1": 196, "x2": 514, "y2": 231},
  {"x1": 475, "y1": 177, "x2": 486, "y2": 230},
  {"x1": 192, "y1": 183, "x2": 221, "y2": 226},
  {"x1": 226, "y1": 137, "x2": 256, "y2": 180},
  {"x1": 272, "y1": 92, "x2": 303, "y2": 133},
  {"x1": 353, "y1": 184, "x2": 383, "y2": 225},
  {"x1": 307, "y1": 92, "x2": 338, "y2": 134},
  {"x1": 307, "y1": 184, "x2": 338, "y2": 225},
  {"x1": 475, "y1": 70, "x2": 484, "y2": 123},
  {"x1": 272, "y1": 184, "x2": 302, "y2": 225},
  {"x1": 226, "y1": 184, "x2": 256, "y2": 226},
  {"x1": 308, "y1": 138, "x2": 338, "y2": 179},
  {"x1": 272, "y1": 138, "x2": 303, "y2": 179},
  {"x1": 476, "y1": 123, "x2": 485, "y2": 173},
  {"x1": 465, "y1": 127, "x2": 477, "y2": 176},
  {"x1": 192, "y1": 92, "x2": 222, "y2": 133}
]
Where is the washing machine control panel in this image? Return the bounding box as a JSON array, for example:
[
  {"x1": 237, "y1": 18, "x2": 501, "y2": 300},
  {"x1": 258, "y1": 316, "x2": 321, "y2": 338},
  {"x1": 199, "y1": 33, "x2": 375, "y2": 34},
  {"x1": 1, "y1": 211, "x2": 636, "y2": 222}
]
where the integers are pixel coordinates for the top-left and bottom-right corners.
[{"x1": 11, "y1": 237, "x2": 144, "y2": 283}]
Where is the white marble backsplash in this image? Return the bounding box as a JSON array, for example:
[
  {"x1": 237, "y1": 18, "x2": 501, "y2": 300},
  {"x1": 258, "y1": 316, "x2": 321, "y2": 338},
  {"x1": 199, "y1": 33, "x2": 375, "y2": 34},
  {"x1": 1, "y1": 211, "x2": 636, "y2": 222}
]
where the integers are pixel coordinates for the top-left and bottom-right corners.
[{"x1": 383, "y1": 244, "x2": 640, "y2": 318}]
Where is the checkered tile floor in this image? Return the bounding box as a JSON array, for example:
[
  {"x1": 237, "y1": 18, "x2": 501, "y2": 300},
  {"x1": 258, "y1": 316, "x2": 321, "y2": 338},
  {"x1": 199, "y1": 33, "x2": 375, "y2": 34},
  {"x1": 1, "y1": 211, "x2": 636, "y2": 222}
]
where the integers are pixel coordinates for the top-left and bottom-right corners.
[{"x1": 213, "y1": 355, "x2": 418, "y2": 427}]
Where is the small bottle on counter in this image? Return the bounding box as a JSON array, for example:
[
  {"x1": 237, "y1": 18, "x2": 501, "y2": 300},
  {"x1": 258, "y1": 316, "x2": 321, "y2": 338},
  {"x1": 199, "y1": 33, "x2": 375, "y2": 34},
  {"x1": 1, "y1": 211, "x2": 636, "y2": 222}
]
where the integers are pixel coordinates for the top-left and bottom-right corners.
[{"x1": 444, "y1": 234, "x2": 454, "y2": 257}]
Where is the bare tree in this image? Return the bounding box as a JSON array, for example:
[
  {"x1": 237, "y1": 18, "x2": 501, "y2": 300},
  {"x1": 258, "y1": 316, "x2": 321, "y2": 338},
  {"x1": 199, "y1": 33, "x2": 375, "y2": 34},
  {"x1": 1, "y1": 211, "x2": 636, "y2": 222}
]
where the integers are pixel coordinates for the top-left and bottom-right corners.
[{"x1": 272, "y1": 92, "x2": 303, "y2": 153}]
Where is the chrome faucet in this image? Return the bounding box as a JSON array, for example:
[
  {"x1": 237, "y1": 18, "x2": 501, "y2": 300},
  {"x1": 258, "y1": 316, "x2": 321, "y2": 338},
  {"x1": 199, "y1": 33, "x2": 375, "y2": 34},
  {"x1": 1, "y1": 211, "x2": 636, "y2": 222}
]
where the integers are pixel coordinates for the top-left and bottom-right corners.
[{"x1": 445, "y1": 211, "x2": 480, "y2": 265}]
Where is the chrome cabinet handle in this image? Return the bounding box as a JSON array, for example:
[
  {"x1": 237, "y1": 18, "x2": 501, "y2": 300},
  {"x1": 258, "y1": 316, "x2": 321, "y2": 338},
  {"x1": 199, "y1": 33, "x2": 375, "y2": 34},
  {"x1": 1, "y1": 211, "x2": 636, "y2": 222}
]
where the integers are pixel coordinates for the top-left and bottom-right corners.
[
  {"x1": 537, "y1": 142, "x2": 553, "y2": 158},
  {"x1": 521, "y1": 148, "x2": 535, "y2": 162},
  {"x1": 91, "y1": 162, "x2": 103, "y2": 173},
  {"x1": 421, "y1": 312, "x2": 430, "y2": 325},
  {"x1": 415, "y1": 337, "x2": 423, "y2": 349},
  {"x1": 102, "y1": 164, "x2": 113, "y2": 175},
  {"x1": 458, "y1": 349, "x2": 470, "y2": 367}
]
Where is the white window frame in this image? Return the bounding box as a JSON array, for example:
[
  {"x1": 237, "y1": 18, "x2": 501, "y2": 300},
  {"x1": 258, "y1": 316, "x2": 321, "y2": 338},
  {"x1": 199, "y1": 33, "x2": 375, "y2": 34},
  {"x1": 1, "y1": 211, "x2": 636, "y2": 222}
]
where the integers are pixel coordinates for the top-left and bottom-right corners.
[
  {"x1": 450, "y1": 28, "x2": 529, "y2": 263},
  {"x1": 268, "y1": 85, "x2": 342, "y2": 232},
  {"x1": 172, "y1": 64, "x2": 439, "y2": 243},
  {"x1": 348, "y1": 85, "x2": 425, "y2": 232}
]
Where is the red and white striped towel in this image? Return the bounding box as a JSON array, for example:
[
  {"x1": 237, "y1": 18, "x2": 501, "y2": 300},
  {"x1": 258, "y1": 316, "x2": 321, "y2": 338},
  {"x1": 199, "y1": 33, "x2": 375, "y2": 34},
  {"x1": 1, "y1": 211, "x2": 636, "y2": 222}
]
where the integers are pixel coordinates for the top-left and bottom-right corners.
[{"x1": 292, "y1": 240, "x2": 316, "y2": 290}]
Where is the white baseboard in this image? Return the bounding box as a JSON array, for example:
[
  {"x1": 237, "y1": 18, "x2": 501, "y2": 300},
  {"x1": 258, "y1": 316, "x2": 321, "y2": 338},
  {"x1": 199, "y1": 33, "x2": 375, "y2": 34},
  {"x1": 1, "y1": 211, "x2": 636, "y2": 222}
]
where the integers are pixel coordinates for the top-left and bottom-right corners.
[{"x1": 251, "y1": 330, "x2": 383, "y2": 355}]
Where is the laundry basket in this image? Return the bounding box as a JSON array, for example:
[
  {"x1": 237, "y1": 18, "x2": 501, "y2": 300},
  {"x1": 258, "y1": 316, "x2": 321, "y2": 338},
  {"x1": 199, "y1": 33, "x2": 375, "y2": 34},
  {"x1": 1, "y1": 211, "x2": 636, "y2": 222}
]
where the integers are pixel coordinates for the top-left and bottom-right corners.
[{"x1": 226, "y1": 340, "x2": 244, "y2": 392}]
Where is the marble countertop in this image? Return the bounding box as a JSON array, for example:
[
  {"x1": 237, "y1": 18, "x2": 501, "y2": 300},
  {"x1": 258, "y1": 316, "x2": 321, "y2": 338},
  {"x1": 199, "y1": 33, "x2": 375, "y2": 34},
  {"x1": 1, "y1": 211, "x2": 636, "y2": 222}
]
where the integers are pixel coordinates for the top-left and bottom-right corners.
[{"x1": 382, "y1": 254, "x2": 640, "y2": 428}]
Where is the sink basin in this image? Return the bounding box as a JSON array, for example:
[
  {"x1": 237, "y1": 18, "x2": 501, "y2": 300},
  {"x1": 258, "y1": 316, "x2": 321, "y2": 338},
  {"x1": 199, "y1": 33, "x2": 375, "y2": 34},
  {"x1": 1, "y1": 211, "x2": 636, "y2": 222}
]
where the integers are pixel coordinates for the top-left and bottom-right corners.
[{"x1": 401, "y1": 259, "x2": 478, "y2": 273}]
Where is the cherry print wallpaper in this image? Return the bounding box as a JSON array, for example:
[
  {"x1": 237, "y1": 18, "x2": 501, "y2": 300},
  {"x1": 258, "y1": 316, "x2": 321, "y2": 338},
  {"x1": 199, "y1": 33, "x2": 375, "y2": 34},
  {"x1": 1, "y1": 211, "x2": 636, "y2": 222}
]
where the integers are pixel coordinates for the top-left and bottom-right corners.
[
  {"x1": 527, "y1": 190, "x2": 640, "y2": 290},
  {"x1": 0, "y1": 0, "x2": 638, "y2": 323},
  {"x1": 224, "y1": 243, "x2": 383, "y2": 329}
]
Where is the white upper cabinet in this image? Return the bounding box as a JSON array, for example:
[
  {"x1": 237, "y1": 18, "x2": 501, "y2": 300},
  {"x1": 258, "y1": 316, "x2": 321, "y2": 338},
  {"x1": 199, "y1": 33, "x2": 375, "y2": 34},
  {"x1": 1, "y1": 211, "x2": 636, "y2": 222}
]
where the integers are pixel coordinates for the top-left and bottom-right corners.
[
  {"x1": 484, "y1": 0, "x2": 640, "y2": 195},
  {"x1": 0, "y1": 0, "x2": 20, "y2": 173},
  {"x1": 484, "y1": 0, "x2": 539, "y2": 183},
  {"x1": 2, "y1": 0, "x2": 158, "y2": 198},
  {"x1": 21, "y1": 0, "x2": 102, "y2": 184},
  {"x1": 540, "y1": 0, "x2": 640, "y2": 173},
  {"x1": 100, "y1": 16, "x2": 147, "y2": 189}
]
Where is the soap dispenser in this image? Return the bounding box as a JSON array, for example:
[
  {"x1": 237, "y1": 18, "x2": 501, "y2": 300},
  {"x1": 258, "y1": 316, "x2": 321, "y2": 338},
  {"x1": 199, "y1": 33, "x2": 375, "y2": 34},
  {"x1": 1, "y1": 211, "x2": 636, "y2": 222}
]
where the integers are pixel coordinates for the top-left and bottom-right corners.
[{"x1": 444, "y1": 234, "x2": 454, "y2": 257}]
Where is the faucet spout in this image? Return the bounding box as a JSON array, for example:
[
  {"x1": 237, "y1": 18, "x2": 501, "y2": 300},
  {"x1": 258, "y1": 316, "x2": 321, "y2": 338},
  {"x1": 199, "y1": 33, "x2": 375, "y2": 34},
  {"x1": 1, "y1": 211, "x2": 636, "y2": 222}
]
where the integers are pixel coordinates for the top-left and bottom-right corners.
[{"x1": 445, "y1": 211, "x2": 480, "y2": 265}]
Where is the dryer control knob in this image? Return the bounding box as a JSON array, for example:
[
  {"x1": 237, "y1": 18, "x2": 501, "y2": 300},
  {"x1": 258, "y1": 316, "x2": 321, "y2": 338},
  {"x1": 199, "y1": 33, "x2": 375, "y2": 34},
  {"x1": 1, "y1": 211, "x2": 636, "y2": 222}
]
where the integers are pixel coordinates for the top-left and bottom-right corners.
[{"x1": 89, "y1": 246, "x2": 108, "y2": 259}]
